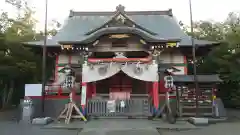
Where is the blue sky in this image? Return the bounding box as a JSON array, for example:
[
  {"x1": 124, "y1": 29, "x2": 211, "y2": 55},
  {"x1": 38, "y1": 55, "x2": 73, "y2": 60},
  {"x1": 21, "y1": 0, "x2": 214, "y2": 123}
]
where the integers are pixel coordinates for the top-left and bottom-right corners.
[{"x1": 1, "y1": 0, "x2": 239, "y2": 31}]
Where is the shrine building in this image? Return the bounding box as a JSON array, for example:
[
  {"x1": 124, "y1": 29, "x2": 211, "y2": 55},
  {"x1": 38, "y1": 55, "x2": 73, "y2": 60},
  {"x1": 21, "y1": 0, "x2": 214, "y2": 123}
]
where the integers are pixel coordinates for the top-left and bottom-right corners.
[{"x1": 26, "y1": 5, "x2": 222, "y2": 119}]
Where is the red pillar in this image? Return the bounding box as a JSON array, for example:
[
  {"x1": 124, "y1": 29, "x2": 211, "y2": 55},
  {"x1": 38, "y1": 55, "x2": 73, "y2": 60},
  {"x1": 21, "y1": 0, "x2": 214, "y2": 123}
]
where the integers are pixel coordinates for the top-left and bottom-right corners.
[
  {"x1": 152, "y1": 82, "x2": 159, "y2": 110},
  {"x1": 81, "y1": 82, "x2": 87, "y2": 115}
]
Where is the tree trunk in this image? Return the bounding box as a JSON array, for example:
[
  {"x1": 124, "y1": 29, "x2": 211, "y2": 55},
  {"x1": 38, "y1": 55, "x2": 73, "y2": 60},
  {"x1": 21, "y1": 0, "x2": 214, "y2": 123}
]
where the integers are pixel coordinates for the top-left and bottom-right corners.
[
  {"x1": 1, "y1": 81, "x2": 14, "y2": 109},
  {"x1": 6, "y1": 80, "x2": 14, "y2": 107},
  {"x1": 1, "y1": 83, "x2": 8, "y2": 109}
]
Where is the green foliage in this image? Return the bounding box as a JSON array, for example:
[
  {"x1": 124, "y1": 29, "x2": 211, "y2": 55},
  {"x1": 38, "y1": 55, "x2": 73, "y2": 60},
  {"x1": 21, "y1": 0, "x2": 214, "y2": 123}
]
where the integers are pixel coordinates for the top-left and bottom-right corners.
[
  {"x1": 183, "y1": 12, "x2": 240, "y2": 107},
  {"x1": 0, "y1": 0, "x2": 59, "y2": 107}
]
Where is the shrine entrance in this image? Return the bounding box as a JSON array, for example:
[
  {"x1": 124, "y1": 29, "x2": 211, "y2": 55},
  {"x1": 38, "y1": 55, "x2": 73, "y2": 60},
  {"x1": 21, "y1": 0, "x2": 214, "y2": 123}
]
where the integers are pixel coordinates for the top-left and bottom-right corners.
[
  {"x1": 87, "y1": 71, "x2": 152, "y2": 118},
  {"x1": 95, "y1": 71, "x2": 147, "y2": 98}
]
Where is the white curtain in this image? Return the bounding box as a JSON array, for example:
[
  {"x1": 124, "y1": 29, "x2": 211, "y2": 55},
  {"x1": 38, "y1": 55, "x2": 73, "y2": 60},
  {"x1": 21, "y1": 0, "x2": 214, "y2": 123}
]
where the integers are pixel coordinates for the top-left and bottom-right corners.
[
  {"x1": 82, "y1": 63, "x2": 159, "y2": 82},
  {"x1": 121, "y1": 63, "x2": 159, "y2": 82},
  {"x1": 82, "y1": 63, "x2": 121, "y2": 82}
]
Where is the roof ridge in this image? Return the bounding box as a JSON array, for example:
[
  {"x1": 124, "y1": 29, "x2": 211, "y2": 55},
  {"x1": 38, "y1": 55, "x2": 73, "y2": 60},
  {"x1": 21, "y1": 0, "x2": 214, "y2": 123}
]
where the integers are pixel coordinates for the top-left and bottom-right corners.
[{"x1": 69, "y1": 9, "x2": 173, "y2": 17}]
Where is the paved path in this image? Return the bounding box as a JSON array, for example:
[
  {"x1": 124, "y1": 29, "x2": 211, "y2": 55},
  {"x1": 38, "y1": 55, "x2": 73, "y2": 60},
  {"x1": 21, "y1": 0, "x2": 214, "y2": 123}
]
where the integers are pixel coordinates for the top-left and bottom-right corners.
[
  {"x1": 0, "y1": 122, "x2": 79, "y2": 135},
  {"x1": 44, "y1": 119, "x2": 195, "y2": 130},
  {"x1": 1, "y1": 121, "x2": 240, "y2": 135},
  {"x1": 44, "y1": 119, "x2": 194, "y2": 135},
  {"x1": 160, "y1": 122, "x2": 240, "y2": 135},
  {"x1": 0, "y1": 108, "x2": 240, "y2": 135},
  {"x1": 80, "y1": 119, "x2": 162, "y2": 135},
  {"x1": 1, "y1": 120, "x2": 240, "y2": 135}
]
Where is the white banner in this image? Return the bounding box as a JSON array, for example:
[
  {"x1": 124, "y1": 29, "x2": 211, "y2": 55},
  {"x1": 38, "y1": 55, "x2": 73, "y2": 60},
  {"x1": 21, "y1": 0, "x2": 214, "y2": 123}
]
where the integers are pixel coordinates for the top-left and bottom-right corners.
[
  {"x1": 107, "y1": 100, "x2": 116, "y2": 113},
  {"x1": 25, "y1": 84, "x2": 42, "y2": 96}
]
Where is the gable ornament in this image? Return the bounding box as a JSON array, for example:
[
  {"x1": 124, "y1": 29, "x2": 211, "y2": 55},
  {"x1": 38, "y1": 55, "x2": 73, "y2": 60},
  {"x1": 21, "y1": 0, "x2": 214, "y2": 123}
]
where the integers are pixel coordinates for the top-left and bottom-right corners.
[
  {"x1": 115, "y1": 14, "x2": 126, "y2": 23},
  {"x1": 116, "y1": 4, "x2": 125, "y2": 12}
]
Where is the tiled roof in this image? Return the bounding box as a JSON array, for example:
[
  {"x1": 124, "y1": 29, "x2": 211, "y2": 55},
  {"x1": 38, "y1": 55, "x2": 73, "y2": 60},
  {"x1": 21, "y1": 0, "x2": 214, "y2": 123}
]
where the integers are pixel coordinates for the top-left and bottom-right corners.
[
  {"x1": 25, "y1": 8, "x2": 219, "y2": 47},
  {"x1": 173, "y1": 74, "x2": 222, "y2": 83}
]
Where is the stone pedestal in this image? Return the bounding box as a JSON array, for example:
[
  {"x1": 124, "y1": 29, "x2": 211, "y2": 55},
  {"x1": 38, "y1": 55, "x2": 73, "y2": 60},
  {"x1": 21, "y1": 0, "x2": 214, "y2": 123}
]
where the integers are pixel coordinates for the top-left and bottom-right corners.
[
  {"x1": 32, "y1": 117, "x2": 53, "y2": 125},
  {"x1": 19, "y1": 99, "x2": 34, "y2": 124},
  {"x1": 188, "y1": 117, "x2": 209, "y2": 125}
]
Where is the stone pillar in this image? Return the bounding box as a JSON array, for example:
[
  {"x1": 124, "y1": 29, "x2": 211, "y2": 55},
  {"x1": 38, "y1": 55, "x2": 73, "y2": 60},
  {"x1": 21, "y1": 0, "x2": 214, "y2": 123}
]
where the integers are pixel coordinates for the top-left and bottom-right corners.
[{"x1": 20, "y1": 99, "x2": 34, "y2": 124}]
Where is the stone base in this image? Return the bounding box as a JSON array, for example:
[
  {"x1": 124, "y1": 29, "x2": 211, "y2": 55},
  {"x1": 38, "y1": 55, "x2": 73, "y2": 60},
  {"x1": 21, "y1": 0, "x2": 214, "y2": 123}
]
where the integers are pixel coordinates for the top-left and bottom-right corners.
[
  {"x1": 208, "y1": 117, "x2": 228, "y2": 124},
  {"x1": 188, "y1": 117, "x2": 209, "y2": 126},
  {"x1": 32, "y1": 117, "x2": 53, "y2": 125}
]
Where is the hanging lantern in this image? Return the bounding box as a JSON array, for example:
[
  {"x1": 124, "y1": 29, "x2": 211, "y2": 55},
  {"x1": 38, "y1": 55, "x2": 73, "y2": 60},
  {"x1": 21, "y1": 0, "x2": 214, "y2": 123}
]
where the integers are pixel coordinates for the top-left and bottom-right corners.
[
  {"x1": 164, "y1": 75, "x2": 174, "y2": 88},
  {"x1": 134, "y1": 62, "x2": 143, "y2": 75},
  {"x1": 89, "y1": 64, "x2": 94, "y2": 70},
  {"x1": 98, "y1": 65, "x2": 108, "y2": 75}
]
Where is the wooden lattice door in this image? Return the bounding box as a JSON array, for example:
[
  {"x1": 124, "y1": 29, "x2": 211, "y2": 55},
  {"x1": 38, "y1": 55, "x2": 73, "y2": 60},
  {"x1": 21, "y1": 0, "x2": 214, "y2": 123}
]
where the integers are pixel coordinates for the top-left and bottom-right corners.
[{"x1": 109, "y1": 72, "x2": 132, "y2": 100}]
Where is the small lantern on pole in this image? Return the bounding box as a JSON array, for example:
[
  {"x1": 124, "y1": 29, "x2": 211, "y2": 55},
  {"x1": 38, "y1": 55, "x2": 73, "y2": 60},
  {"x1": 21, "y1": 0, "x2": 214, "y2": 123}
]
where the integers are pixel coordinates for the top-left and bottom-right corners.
[
  {"x1": 164, "y1": 75, "x2": 174, "y2": 89},
  {"x1": 59, "y1": 65, "x2": 75, "y2": 88}
]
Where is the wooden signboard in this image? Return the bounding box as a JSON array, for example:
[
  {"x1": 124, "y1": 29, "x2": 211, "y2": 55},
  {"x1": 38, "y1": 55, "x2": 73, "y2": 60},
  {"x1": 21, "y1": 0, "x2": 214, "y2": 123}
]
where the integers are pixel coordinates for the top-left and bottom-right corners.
[{"x1": 109, "y1": 34, "x2": 129, "y2": 39}]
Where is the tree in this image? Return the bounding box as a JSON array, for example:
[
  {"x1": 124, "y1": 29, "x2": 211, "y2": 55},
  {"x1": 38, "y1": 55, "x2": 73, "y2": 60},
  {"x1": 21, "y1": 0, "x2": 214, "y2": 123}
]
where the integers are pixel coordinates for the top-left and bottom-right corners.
[
  {"x1": 0, "y1": 0, "x2": 61, "y2": 108},
  {"x1": 184, "y1": 12, "x2": 240, "y2": 107},
  {"x1": 0, "y1": 0, "x2": 41, "y2": 108}
]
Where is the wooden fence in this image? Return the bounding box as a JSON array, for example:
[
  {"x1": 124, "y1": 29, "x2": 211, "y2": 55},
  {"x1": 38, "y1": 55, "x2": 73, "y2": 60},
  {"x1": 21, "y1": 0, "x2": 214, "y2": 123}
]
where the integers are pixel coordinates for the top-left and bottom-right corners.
[{"x1": 86, "y1": 94, "x2": 152, "y2": 118}]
